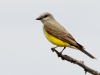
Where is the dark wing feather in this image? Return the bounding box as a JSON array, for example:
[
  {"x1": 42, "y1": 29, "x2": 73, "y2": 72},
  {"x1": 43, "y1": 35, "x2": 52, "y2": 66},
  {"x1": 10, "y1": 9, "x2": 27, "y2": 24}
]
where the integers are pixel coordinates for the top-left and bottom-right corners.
[{"x1": 44, "y1": 21, "x2": 81, "y2": 48}]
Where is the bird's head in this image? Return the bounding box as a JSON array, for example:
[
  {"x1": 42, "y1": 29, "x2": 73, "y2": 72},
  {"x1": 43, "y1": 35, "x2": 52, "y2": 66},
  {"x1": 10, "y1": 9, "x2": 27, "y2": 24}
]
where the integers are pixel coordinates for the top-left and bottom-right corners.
[{"x1": 36, "y1": 12, "x2": 55, "y2": 23}]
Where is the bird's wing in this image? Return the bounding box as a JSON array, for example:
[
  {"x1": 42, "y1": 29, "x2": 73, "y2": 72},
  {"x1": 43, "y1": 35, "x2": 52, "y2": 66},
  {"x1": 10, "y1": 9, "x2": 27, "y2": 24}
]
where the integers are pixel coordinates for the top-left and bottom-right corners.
[{"x1": 44, "y1": 21, "x2": 81, "y2": 49}]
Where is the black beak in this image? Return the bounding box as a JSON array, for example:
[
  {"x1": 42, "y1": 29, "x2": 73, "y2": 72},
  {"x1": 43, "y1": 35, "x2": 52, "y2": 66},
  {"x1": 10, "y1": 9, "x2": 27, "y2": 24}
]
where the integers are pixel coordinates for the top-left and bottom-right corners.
[{"x1": 36, "y1": 17, "x2": 41, "y2": 20}]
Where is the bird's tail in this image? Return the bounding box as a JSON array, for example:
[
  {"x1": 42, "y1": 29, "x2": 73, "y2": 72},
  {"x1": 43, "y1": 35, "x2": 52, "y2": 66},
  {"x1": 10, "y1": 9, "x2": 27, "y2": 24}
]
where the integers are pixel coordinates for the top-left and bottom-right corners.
[
  {"x1": 80, "y1": 48, "x2": 96, "y2": 59},
  {"x1": 77, "y1": 43, "x2": 96, "y2": 59}
]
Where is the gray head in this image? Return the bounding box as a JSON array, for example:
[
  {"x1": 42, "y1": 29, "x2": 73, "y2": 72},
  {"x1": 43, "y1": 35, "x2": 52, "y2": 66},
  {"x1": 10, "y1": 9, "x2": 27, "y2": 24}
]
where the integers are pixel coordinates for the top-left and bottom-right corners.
[{"x1": 36, "y1": 12, "x2": 55, "y2": 23}]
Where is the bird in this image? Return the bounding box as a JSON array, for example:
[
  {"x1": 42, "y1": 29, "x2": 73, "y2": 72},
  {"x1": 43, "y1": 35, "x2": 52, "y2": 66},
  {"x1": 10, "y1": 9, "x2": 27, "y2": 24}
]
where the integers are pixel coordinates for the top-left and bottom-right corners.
[{"x1": 36, "y1": 12, "x2": 96, "y2": 59}]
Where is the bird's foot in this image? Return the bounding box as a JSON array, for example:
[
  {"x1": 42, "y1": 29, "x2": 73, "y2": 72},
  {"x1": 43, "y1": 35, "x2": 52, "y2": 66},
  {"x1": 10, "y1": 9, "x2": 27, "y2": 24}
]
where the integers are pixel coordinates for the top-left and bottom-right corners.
[
  {"x1": 60, "y1": 47, "x2": 66, "y2": 54},
  {"x1": 57, "y1": 51, "x2": 62, "y2": 57}
]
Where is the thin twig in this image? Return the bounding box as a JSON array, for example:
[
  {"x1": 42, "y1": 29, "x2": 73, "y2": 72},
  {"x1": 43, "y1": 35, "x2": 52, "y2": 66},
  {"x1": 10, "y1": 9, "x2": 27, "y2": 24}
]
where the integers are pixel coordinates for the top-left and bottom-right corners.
[{"x1": 51, "y1": 48, "x2": 100, "y2": 75}]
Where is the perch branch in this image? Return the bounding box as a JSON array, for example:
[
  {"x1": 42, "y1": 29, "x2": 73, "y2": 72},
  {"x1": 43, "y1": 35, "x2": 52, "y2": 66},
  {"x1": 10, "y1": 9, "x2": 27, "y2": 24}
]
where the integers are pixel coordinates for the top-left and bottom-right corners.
[{"x1": 51, "y1": 48, "x2": 100, "y2": 75}]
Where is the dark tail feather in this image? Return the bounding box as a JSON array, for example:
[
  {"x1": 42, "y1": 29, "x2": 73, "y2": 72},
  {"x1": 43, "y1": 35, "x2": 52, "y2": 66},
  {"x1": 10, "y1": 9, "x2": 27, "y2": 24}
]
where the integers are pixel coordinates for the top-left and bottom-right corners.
[
  {"x1": 80, "y1": 48, "x2": 96, "y2": 59},
  {"x1": 77, "y1": 43, "x2": 96, "y2": 59}
]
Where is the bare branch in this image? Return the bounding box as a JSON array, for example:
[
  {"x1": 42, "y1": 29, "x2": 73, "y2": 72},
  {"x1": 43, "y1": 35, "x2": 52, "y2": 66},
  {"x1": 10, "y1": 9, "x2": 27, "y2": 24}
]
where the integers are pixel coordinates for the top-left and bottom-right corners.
[{"x1": 51, "y1": 48, "x2": 100, "y2": 75}]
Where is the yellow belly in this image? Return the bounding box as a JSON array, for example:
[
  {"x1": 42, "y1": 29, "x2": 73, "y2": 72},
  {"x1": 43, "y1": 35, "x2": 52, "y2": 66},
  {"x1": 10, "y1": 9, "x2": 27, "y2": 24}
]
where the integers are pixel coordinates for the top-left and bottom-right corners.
[{"x1": 43, "y1": 29, "x2": 71, "y2": 47}]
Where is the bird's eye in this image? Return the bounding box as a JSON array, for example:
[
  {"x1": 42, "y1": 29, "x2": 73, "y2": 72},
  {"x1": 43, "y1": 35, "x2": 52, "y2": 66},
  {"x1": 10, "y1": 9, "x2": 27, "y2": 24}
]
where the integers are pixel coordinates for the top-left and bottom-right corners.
[{"x1": 44, "y1": 15, "x2": 48, "y2": 18}]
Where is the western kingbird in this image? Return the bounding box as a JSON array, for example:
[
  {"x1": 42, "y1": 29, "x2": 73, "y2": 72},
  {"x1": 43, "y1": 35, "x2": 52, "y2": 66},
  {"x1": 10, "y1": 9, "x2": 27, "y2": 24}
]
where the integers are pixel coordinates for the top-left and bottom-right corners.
[{"x1": 36, "y1": 12, "x2": 96, "y2": 59}]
